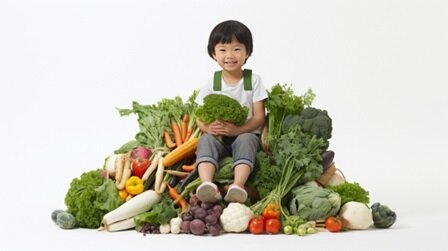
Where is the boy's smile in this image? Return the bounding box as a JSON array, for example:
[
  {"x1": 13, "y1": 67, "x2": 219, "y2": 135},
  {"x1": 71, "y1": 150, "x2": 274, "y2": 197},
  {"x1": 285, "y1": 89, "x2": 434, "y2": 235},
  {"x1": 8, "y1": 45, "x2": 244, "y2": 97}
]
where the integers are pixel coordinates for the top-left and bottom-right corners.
[{"x1": 213, "y1": 38, "x2": 249, "y2": 75}]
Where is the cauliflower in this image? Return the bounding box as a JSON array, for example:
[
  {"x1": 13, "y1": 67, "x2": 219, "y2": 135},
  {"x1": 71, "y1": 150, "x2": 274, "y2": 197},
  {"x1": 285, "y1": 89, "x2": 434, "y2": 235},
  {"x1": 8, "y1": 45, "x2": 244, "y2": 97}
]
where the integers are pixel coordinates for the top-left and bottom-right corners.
[{"x1": 219, "y1": 203, "x2": 253, "y2": 232}]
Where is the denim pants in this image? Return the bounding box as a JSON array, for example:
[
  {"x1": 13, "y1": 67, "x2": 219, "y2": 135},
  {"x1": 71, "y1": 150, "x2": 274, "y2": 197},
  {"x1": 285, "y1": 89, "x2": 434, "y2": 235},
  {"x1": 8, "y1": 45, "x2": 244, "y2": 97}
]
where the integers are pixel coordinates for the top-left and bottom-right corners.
[{"x1": 195, "y1": 133, "x2": 260, "y2": 171}]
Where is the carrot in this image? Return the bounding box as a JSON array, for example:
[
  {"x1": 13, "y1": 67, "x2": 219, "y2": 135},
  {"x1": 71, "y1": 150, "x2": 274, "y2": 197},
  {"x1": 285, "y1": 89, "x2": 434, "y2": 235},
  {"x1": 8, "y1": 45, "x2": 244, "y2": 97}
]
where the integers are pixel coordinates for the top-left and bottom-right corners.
[
  {"x1": 172, "y1": 120, "x2": 183, "y2": 146},
  {"x1": 184, "y1": 128, "x2": 193, "y2": 142},
  {"x1": 162, "y1": 137, "x2": 199, "y2": 167},
  {"x1": 164, "y1": 170, "x2": 190, "y2": 178},
  {"x1": 164, "y1": 131, "x2": 177, "y2": 149},
  {"x1": 166, "y1": 183, "x2": 189, "y2": 213},
  {"x1": 181, "y1": 114, "x2": 189, "y2": 142},
  {"x1": 182, "y1": 163, "x2": 195, "y2": 172}
]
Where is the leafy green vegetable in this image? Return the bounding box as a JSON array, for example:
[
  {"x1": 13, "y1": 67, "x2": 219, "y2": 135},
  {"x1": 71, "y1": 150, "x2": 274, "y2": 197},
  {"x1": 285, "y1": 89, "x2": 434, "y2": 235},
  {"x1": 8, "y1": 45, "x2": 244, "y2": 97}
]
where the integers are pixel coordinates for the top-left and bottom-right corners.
[
  {"x1": 134, "y1": 193, "x2": 177, "y2": 228},
  {"x1": 273, "y1": 125, "x2": 326, "y2": 184},
  {"x1": 116, "y1": 92, "x2": 200, "y2": 153},
  {"x1": 266, "y1": 84, "x2": 314, "y2": 150},
  {"x1": 289, "y1": 184, "x2": 341, "y2": 221},
  {"x1": 64, "y1": 170, "x2": 122, "y2": 228},
  {"x1": 328, "y1": 182, "x2": 370, "y2": 205},
  {"x1": 116, "y1": 102, "x2": 170, "y2": 151},
  {"x1": 371, "y1": 202, "x2": 397, "y2": 228},
  {"x1": 247, "y1": 151, "x2": 282, "y2": 198},
  {"x1": 196, "y1": 94, "x2": 249, "y2": 125},
  {"x1": 250, "y1": 125, "x2": 327, "y2": 215}
]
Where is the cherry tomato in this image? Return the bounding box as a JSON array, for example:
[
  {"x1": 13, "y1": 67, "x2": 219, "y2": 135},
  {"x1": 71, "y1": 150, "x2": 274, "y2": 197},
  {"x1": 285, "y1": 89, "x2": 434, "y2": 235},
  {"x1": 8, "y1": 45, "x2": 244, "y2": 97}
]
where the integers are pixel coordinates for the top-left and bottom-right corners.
[
  {"x1": 325, "y1": 216, "x2": 343, "y2": 232},
  {"x1": 118, "y1": 189, "x2": 128, "y2": 201},
  {"x1": 262, "y1": 203, "x2": 280, "y2": 219},
  {"x1": 248, "y1": 216, "x2": 265, "y2": 234},
  {"x1": 265, "y1": 218, "x2": 281, "y2": 234}
]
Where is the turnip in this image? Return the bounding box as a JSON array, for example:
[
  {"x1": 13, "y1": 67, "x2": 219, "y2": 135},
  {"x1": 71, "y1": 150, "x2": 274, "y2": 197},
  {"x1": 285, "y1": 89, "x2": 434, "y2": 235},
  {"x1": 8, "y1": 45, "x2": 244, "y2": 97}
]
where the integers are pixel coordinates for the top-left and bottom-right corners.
[
  {"x1": 182, "y1": 212, "x2": 194, "y2": 221},
  {"x1": 205, "y1": 214, "x2": 218, "y2": 225},
  {"x1": 189, "y1": 195, "x2": 200, "y2": 206},
  {"x1": 190, "y1": 219, "x2": 206, "y2": 235},
  {"x1": 208, "y1": 224, "x2": 221, "y2": 236},
  {"x1": 181, "y1": 220, "x2": 191, "y2": 233},
  {"x1": 212, "y1": 204, "x2": 223, "y2": 215},
  {"x1": 193, "y1": 207, "x2": 207, "y2": 220},
  {"x1": 201, "y1": 202, "x2": 214, "y2": 210}
]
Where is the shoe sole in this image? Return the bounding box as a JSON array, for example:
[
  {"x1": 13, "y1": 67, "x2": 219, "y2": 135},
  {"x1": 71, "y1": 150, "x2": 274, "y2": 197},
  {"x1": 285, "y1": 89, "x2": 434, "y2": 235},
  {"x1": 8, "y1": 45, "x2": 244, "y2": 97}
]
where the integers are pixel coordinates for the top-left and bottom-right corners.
[
  {"x1": 196, "y1": 183, "x2": 219, "y2": 203},
  {"x1": 224, "y1": 186, "x2": 247, "y2": 203}
]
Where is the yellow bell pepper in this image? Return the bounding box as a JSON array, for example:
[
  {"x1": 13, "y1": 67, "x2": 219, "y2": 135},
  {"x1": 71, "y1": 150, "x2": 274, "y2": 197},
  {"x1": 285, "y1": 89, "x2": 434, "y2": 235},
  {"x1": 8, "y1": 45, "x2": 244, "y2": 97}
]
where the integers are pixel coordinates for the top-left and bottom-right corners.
[{"x1": 125, "y1": 176, "x2": 144, "y2": 195}]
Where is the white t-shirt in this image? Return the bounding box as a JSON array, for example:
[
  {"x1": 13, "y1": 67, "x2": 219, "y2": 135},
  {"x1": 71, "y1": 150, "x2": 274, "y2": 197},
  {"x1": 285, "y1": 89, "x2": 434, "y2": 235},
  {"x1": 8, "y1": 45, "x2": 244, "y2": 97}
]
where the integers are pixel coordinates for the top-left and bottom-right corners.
[{"x1": 196, "y1": 71, "x2": 268, "y2": 133}]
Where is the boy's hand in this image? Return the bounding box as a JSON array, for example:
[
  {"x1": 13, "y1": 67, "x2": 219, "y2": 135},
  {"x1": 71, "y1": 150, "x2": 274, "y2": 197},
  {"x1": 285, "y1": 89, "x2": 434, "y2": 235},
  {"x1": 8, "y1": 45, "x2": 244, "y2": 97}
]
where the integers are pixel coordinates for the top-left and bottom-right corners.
[{"x1": 209, "y1": 121, "x2": 240, "y2": 136}]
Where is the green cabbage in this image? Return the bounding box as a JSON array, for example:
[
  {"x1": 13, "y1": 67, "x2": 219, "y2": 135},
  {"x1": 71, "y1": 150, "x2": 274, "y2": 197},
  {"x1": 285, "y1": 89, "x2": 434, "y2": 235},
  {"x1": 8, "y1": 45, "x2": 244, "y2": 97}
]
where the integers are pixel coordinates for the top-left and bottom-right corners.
[{"x1": 289, "y1": 184, "x2": 341, "y2": 221}]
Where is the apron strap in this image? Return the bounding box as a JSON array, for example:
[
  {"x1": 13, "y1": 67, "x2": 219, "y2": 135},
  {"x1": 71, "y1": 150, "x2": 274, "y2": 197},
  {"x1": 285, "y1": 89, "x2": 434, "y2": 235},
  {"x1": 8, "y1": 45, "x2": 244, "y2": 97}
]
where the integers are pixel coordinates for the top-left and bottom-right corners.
[{"x1": 213, "y1": 69, "x2": 253, "y2": 91}]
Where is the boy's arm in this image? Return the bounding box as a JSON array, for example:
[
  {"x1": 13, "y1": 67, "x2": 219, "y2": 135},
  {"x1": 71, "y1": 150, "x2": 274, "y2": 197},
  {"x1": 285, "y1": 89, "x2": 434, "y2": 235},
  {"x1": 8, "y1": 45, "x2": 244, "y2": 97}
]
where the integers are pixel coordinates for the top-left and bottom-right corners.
[
  {"x1": 238, "y1": 100, "x2": 266, "y2": 133},
  {"x1": 219, "y1": 100, "x2": 266, "y2": 136}
]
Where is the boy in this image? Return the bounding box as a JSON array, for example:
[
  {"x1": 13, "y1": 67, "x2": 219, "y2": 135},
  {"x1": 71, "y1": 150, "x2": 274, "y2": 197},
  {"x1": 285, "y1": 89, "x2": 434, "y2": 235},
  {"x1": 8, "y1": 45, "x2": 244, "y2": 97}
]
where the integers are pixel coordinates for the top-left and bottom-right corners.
[{"x1": 195, "y1": 20, "x2": 268, "y2": 203}]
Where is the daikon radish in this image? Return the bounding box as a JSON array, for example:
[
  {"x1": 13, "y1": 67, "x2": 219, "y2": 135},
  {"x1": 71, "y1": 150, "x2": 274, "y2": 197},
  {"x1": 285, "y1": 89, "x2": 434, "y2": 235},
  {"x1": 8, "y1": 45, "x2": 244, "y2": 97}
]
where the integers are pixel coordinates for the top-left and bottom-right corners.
[
  {"x1": 101, "y1": 217, "x2": 136, "y2": 232},
  {"x1": 101, "y1": 190, "x2": 161, "y2": 226}
]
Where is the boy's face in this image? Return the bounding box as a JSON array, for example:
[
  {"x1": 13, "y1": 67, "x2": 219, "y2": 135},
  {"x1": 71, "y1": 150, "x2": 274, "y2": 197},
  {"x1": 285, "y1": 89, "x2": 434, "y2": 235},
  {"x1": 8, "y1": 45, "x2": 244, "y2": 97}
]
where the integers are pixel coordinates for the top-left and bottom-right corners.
[{"x1": 213, "y1": 37, "x2": 248, "y2": 73}]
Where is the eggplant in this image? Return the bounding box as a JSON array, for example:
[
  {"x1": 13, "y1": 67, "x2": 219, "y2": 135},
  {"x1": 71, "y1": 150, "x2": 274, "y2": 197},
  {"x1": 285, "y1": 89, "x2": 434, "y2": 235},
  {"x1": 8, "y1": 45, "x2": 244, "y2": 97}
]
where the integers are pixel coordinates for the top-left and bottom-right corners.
[{"x1": 322, "y1": 150, "x2": 335, "y2": 171}]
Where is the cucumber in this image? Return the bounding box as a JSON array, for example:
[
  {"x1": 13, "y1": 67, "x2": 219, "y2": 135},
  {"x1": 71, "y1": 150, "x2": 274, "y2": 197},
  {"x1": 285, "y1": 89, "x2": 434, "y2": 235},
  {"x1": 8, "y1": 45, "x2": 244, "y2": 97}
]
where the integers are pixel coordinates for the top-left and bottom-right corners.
[{"x1": 56, "y1": 212, "x2": 77, "y2": 229}]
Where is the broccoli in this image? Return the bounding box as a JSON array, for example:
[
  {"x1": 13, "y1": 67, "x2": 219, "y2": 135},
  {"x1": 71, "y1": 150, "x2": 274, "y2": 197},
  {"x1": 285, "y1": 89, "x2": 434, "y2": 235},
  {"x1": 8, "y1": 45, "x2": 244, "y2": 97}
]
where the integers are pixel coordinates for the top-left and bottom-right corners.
[
  {"x1": 284, "y1": 107, "x2": 332, "y2": 140},
  {"x1": 196, "y1": 94, "x2": 249, "y2": 125}
]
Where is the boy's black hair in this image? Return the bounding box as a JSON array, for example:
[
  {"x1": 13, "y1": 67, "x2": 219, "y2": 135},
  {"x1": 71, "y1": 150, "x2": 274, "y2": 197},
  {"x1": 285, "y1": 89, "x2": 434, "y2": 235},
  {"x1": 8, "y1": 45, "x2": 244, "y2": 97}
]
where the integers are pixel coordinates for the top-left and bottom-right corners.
[{"x1": 207, "y1": 20, "x2": 253, "y2": 61}]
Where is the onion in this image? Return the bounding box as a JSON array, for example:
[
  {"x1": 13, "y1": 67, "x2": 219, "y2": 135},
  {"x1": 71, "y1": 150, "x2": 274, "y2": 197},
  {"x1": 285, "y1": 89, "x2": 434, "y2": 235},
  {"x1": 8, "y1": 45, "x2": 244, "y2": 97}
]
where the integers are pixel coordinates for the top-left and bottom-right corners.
[{"x1": 131, "y1": 146, "x2": 152, "y2": 160}]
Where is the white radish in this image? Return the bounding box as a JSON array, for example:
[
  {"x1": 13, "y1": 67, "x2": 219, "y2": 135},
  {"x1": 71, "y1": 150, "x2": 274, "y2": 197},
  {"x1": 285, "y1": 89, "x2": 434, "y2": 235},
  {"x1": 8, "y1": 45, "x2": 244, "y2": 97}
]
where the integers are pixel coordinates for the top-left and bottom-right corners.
[
  {"x1": 101, "y1": 217, "x2": 136, "y2": 232},
  {"x1": 114, "y1": 154, "x2": 125, "y2": 185},
  {"x1": 101, "y1": 189, "x2": 161, "y2": 226},
  {"x1": 116, "y1": 155, "x2": 132, "y2": 190},
  {"x1": 104, "y1": 154, "x2": 118, "y2": 178},
  {"x1": 154, "y1": 157, "x2": 165, "y2": 194},
  {"x1": 142, "y1": 152, "x2": 161, "y2": 182}
]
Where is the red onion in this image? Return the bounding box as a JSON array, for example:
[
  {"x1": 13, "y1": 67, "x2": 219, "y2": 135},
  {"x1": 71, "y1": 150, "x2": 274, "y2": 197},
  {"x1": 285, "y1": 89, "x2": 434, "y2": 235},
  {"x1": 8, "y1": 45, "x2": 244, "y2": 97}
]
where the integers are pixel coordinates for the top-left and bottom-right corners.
[{"x1": 131, "y1": 146, "x2": 152, "y2": 160}]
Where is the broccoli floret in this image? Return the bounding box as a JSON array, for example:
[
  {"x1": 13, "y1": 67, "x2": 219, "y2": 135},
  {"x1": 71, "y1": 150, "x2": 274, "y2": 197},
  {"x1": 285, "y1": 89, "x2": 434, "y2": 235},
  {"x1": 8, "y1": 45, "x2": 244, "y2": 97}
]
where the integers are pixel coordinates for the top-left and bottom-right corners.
[{"x1": 297, "y1": 107, "x2": 333, "y2": 140}]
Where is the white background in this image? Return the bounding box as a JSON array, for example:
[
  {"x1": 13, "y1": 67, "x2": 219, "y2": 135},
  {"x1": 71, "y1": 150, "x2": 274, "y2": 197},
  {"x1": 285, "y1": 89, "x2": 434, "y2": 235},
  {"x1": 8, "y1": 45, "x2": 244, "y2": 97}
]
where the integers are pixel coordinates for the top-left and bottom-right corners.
[{"x1": 1, "y1": 0, "x2": 447, "y2": 250}]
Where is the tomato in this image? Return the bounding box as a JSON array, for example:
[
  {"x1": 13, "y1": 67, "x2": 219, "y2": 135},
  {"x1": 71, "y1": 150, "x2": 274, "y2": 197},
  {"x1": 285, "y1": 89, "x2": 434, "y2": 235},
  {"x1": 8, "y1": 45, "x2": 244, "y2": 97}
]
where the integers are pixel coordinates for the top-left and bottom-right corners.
[
  {"x1": 118, "y1": 189, "x2": 128, "y2": 201},
  {"x1": 262, "y1": 203, "x2": 280, "y2": 219},
  {"x1": 132, "y1": 158, "x2": 150, "y2": 179},
  {"x1": 325, "y1": 216, "x2": 343, "y2": 232},
  {"x1": 265, "y1": 218, "x2": 281, "y2": 234},
  {"x1": 248, "y1": 216, "x2": 265, "y2": 234}
]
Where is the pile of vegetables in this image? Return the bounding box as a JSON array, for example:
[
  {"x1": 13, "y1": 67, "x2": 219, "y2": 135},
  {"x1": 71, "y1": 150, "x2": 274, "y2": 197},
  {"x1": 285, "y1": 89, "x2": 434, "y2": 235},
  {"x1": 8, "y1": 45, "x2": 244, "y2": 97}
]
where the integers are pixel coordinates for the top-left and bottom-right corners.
[{"x1": 52, "y1": 83, "x2": 397, "y2": 236}]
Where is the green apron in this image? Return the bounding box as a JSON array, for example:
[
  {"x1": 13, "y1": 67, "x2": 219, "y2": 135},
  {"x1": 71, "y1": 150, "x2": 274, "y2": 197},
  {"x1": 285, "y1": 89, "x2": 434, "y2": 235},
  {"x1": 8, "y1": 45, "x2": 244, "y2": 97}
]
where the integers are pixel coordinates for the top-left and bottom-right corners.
[{"x1": 213, "y1": 69, "x2": 253, "y2": 91}]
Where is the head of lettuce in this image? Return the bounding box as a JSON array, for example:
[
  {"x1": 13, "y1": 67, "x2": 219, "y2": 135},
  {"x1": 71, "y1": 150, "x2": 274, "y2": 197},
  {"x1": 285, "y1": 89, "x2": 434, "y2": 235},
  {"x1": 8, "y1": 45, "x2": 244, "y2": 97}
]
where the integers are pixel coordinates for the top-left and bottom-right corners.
[{"x1": 195, "y1": 94, "x2": 249, "y2": 125}]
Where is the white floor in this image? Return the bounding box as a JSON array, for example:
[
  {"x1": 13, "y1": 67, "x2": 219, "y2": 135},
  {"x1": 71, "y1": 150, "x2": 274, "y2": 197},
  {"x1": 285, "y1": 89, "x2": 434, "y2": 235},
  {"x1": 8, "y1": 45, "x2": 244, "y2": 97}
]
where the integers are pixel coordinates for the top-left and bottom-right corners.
[{"x1": 2, "y1": 207, "x2": 445, "y2": 251}]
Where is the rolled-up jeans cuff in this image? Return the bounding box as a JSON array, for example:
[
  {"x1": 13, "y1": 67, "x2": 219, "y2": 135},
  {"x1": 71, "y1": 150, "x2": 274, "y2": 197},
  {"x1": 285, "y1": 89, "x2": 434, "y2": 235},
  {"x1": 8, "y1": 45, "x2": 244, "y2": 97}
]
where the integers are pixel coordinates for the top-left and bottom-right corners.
[
  {"x1": 233, "y1": 158, "x2": 254, "y2": 172},
  {"x1": 196, "y1": 156, "x2": 219, "y2": 172}
]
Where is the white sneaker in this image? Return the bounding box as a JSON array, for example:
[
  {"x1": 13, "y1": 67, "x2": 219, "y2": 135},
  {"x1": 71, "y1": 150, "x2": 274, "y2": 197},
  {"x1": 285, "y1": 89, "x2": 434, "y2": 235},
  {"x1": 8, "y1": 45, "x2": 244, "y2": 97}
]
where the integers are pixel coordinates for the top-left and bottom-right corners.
[
  {"x1": 196, "y1": 181, "x2": 222, "y2": 203},
  {"x1": 224, "y1": 184, "x2": 247, "y2": 203}
]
